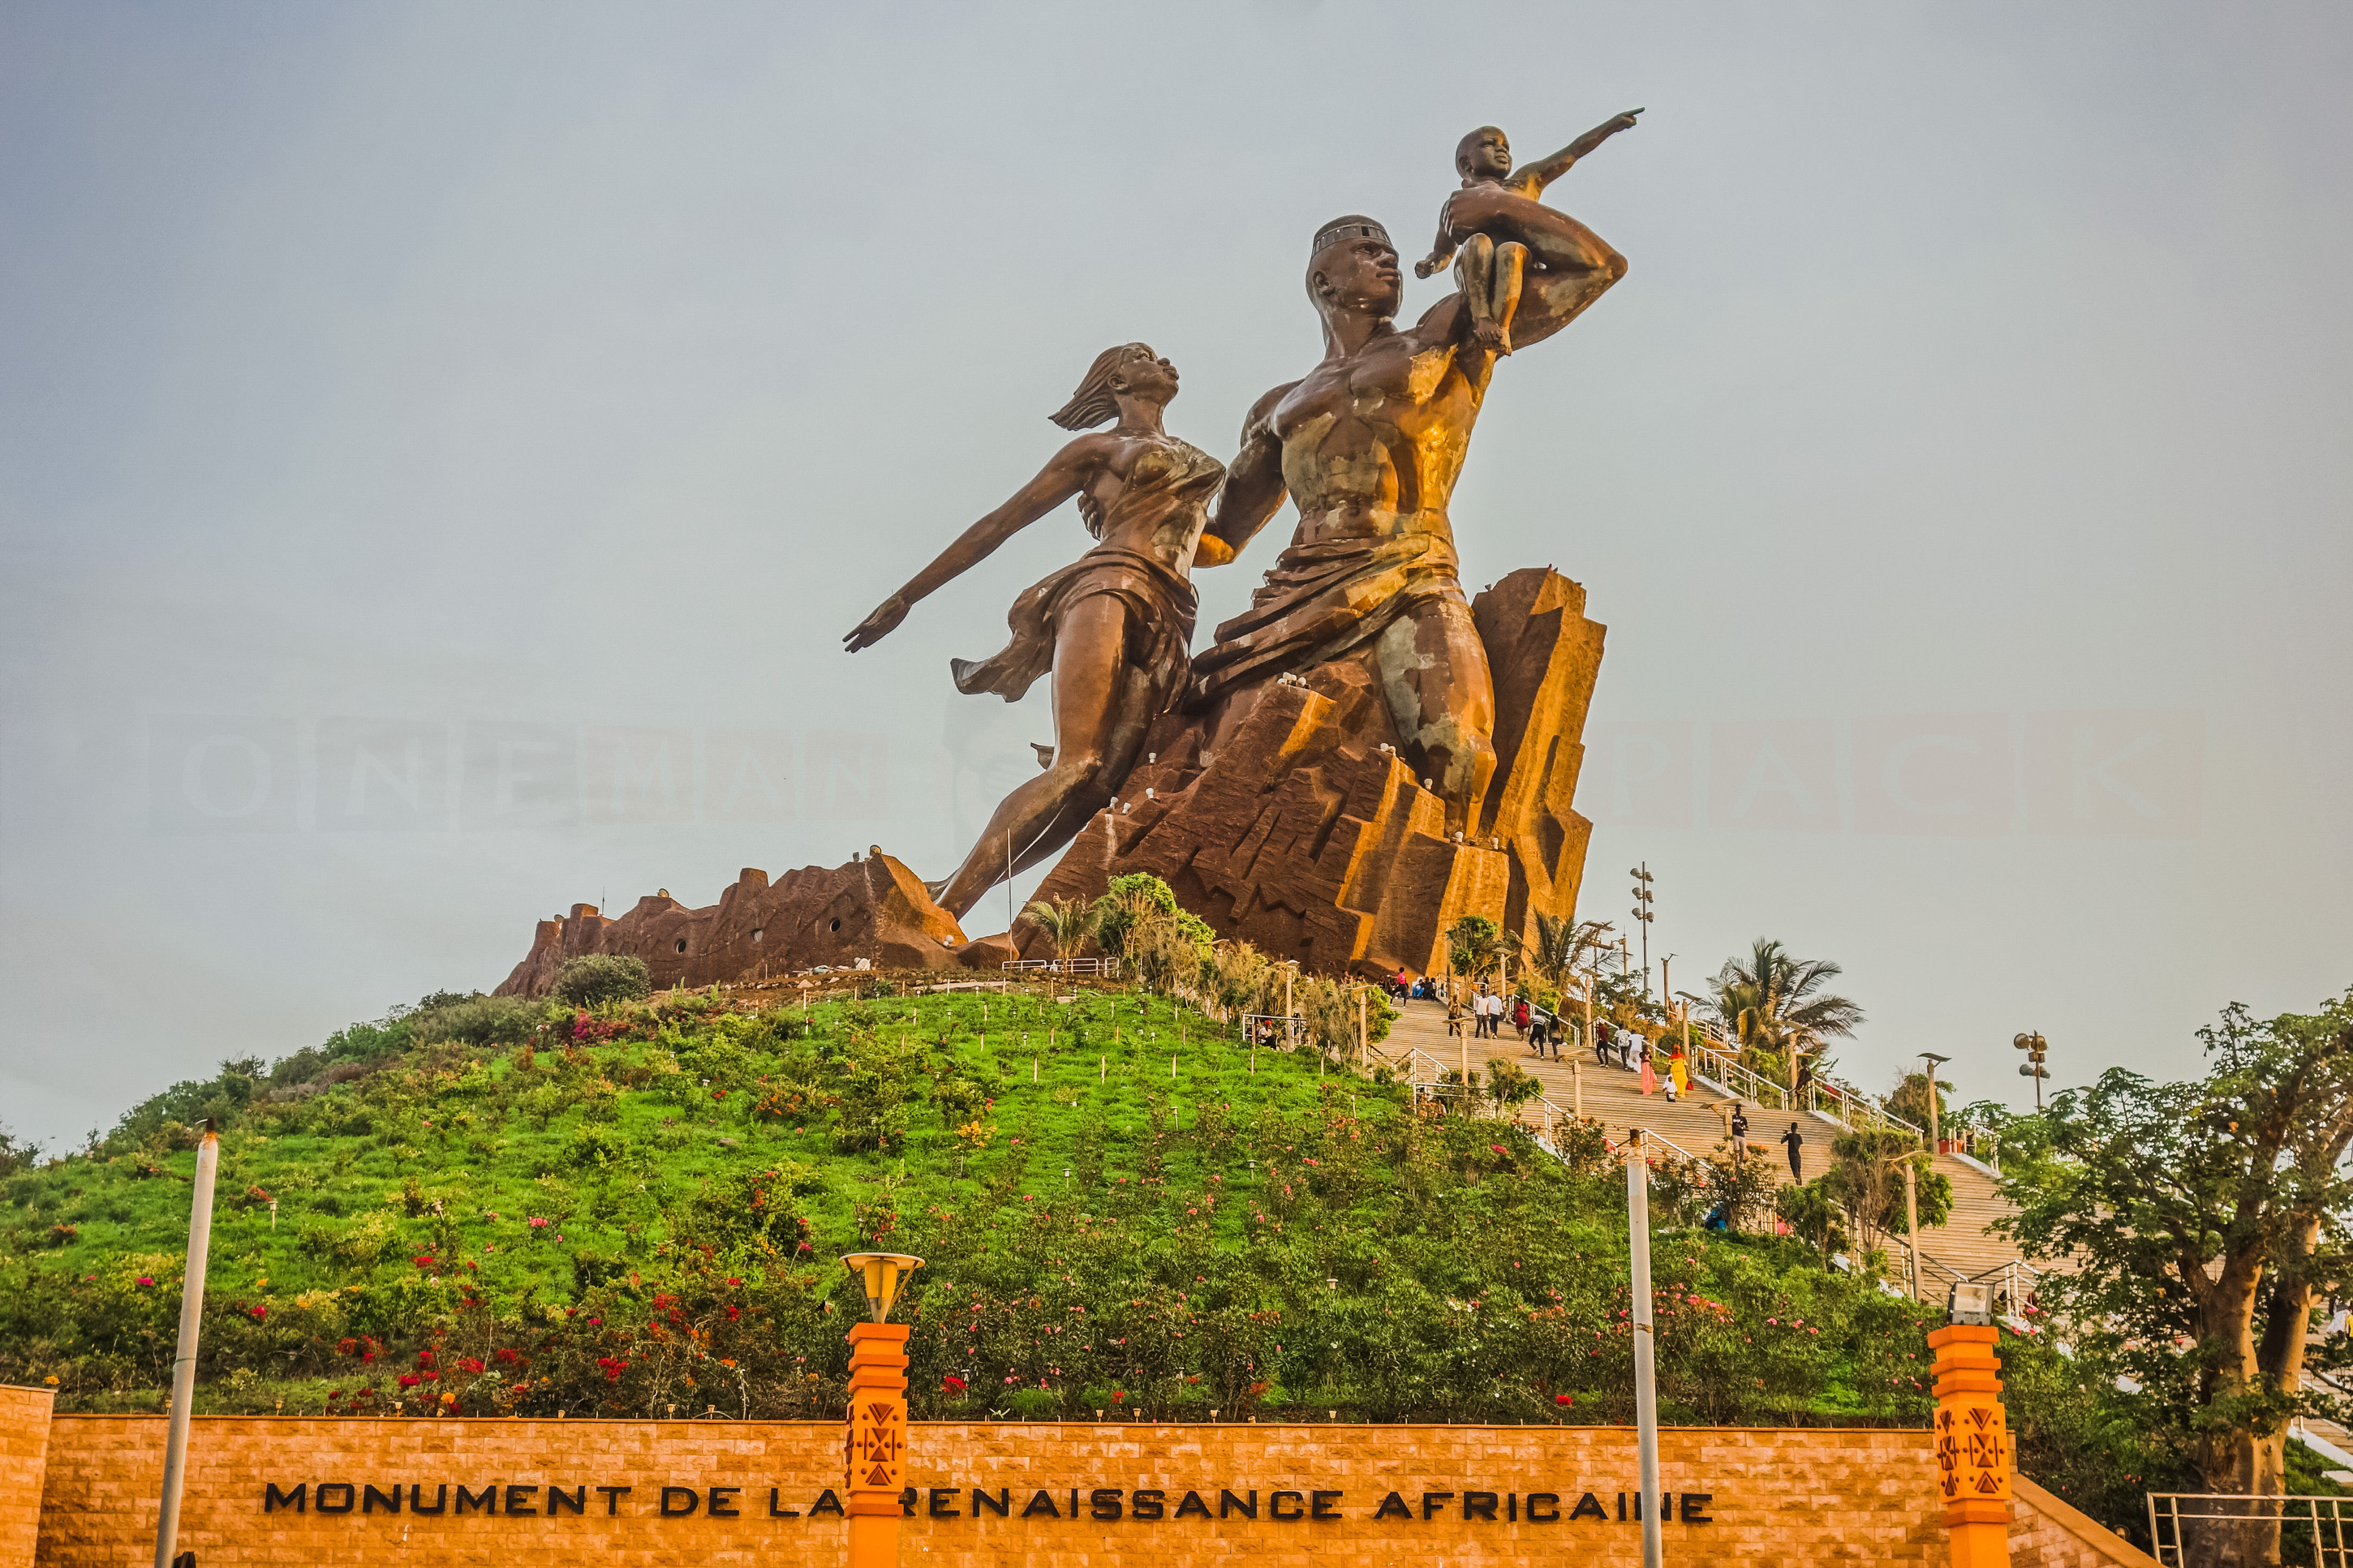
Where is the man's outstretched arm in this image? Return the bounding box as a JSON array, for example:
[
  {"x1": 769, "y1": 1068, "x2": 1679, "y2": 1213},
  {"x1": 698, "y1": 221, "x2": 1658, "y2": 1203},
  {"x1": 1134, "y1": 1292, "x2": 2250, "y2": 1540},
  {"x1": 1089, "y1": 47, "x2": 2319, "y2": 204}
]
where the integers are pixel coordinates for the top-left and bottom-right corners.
[
  {"x1": 1497, "y1": 213, "x2": 1628, "y2": 355},
  {"x1": 1196, "y1": 381, "x2": 1297, "y2": 565}
]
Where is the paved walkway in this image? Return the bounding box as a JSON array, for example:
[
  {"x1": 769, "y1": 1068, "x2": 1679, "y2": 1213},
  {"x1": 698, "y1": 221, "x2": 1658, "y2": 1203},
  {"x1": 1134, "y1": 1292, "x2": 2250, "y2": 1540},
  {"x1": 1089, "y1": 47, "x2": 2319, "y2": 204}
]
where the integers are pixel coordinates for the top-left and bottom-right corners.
[{"x1": 1381, "y1": 999, "x2": 2032, "y2": 1293}]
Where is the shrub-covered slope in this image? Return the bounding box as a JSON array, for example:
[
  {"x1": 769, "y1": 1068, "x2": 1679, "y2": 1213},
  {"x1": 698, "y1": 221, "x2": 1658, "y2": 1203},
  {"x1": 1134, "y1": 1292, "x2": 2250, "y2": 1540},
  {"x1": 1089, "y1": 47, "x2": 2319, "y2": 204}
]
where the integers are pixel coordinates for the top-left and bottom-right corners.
[{"x1": 6, "y1": 982, "x2": 1954, "y2": 1429}]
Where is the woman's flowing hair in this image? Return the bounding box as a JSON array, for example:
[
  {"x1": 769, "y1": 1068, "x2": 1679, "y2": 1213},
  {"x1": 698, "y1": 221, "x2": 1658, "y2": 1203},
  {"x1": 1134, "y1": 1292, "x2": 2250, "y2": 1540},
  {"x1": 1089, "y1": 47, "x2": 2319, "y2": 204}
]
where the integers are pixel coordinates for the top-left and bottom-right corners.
[{"x1": 1048, "y1": 342, "x2": 1151, "y2": 430}]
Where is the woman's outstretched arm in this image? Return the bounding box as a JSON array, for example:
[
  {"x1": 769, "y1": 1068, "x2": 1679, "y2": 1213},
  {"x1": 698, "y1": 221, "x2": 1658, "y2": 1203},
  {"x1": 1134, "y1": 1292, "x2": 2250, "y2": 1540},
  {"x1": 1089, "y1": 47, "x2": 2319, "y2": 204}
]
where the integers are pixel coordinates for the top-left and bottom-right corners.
[{"x1": 843, "y1": 436, "x2": 1111, "y2": 651}]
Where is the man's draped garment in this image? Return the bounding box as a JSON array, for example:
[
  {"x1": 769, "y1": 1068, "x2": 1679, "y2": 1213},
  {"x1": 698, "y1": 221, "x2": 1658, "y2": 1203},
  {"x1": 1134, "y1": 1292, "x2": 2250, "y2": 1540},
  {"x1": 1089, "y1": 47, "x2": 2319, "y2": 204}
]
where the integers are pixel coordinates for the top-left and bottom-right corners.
[
  {"x1": 951, "y1": 439, "x2": 1222, "y2": 710},
  {"x1": 1185, "y1": 530, "x2": 1465, "y2": 709}
]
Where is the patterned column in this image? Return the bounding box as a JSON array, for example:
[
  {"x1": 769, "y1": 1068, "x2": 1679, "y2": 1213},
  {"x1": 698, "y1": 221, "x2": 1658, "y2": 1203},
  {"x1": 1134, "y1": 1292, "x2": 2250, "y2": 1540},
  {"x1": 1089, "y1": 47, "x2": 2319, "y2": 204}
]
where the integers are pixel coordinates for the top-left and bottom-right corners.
[
  {"x1": 1928, "y1": 1322, "x2": 2011, "y2": 1568},
  {"x1": 844, "y1": 1321, "x2": 910, "y2": 1568}
]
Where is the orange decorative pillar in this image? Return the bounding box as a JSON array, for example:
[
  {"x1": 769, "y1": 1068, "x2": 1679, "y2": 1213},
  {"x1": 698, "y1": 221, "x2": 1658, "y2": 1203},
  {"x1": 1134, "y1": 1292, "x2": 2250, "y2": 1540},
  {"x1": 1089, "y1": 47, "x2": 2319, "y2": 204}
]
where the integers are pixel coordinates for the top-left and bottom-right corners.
[
  {"x1": 1929, "y1": 1321, "x2": 2012, "y2": 1568},
  {"x1": 841, "y1": 1252, "x2": 923, "y2": 1568}
]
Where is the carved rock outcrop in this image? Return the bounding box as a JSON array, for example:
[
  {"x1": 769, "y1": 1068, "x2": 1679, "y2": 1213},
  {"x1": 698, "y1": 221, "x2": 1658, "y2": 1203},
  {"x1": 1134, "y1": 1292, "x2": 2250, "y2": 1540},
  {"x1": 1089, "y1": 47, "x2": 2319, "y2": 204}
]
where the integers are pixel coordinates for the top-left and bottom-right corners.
[
  {"x1": 1013, "y1": 567, "x2": 1602, "y2": 977},
  {"x1": 493, "y1": 851, "x2": 968, "y2": 998}
]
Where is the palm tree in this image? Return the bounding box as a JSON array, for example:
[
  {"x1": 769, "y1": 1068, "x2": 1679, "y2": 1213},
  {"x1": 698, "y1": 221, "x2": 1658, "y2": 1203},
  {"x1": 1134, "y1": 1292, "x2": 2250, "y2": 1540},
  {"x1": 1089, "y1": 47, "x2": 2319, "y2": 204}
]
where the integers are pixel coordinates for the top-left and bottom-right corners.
[
  {"x1": 1022, "y1": 896, "x2": 1099, "y2": 971},
  {"x1": 1708, "y1": 938, "x2": 1865, "y2": 1094},
  {"x1": 1523, "y1": 913, "x2": 1615, "y2": 1004}
]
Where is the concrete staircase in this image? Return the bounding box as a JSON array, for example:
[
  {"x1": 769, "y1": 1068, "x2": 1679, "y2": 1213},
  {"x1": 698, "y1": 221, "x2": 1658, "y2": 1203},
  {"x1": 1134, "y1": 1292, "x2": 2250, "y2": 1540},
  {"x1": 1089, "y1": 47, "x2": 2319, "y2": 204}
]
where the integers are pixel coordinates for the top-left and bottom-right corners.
[{"x1": 1382, "y1": 999, "x2": 2036, "y2": 1295}]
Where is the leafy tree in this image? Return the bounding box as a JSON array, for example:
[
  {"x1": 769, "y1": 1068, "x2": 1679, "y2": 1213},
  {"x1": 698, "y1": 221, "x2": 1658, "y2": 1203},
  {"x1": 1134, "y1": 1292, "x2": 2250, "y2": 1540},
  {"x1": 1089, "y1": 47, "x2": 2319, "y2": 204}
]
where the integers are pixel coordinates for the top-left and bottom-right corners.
[
  {"x1": 0, "y1": 1125, "x2": 40, "y2": 1177},
  {"x1": 1209, "y1": 940, "x2": 1275, "y2": 1022},
  {"x1": 1091, "y1": 874, "x2": 1215, "y2": 994},
  {"x1": 2000, "y1": 991, "x2": 2353, "y2": 1563},
  {"x1": 1886, "y1": 1069, "x2": 1953, "y2": 1134},
  {"x1": 1708, "y1": 938, "x2": 1865, "y2": 1092},
  {"x1": 1022, "y1": 896, "x2": 1100, "y2": 969},
  {"x1": 1775, "y1": 1179, "x2": 1849, "y2": 1264},
  {"x1": 1817, "y1": 1128, "x2": 1951, "y2": 1260},
  {"x1": 1090, "y1": 874, "x2": 1177, "y2": 958},
  {"x1": 1444, "y1": 914, "x2": 1504, "y2": 984},
  {"x1": 553, "y1": 954, "x2": 650, "y2": 1008}
]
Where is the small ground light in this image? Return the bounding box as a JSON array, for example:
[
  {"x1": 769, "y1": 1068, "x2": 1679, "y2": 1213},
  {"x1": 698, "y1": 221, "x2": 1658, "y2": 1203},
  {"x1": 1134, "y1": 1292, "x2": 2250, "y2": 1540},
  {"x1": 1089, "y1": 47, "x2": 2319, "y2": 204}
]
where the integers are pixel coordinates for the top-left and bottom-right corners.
[{"x1": 1946, "y1": 1281, "x2": 1996, "y2": 1325}]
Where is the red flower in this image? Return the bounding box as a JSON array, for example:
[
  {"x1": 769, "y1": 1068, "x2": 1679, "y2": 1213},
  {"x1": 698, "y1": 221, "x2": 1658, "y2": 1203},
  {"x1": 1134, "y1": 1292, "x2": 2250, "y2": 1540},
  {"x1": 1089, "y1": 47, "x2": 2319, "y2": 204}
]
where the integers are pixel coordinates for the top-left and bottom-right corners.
[
  {"x1": 942, "y1": 1376, "x2": 967, "y2": 1394},
  {"x1": 248, "y1": 1305, "x2": 268, "y2": 1321},
  {"x1": 1555, "y1": 1393, "x2": 1574, "y2": 1407},
  {"x1": 398, "y1": 1374, "x2": 422, "y2": 1388},
  {"x1": 458, "y1": 1357, "x2": 485, "y2": 1373}
]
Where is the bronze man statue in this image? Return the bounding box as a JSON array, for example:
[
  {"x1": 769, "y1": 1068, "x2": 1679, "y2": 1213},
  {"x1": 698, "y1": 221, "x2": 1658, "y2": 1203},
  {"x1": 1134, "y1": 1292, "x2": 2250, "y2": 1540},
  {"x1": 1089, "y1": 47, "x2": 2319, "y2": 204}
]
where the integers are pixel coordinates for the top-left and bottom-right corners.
[
  {"x1": 843, "y1": 345, "x2": 1224, "y2": 919},
  {"x1": 1188, "y1": 109, "x2": 1635, "y2": 839}
]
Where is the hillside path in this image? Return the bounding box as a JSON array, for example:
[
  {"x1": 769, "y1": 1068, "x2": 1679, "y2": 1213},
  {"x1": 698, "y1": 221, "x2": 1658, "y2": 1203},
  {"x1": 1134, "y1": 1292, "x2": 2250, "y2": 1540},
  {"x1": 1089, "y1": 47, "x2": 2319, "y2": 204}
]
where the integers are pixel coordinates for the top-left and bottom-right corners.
[{"x1": 1379, "y1": 999, "x2": 2033, "y2": 1296}]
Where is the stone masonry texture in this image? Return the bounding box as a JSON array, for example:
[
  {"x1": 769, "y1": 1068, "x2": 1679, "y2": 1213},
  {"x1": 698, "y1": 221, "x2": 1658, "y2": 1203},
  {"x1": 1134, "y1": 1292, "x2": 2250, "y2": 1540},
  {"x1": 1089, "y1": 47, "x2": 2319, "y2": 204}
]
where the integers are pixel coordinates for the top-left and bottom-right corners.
[
  {"x1": 0, "y1": 1385, "x2": 55, "y2": 1568},
  {"x1": 30, "y1": 1414, "x2": 2152, "y2": 1568}
]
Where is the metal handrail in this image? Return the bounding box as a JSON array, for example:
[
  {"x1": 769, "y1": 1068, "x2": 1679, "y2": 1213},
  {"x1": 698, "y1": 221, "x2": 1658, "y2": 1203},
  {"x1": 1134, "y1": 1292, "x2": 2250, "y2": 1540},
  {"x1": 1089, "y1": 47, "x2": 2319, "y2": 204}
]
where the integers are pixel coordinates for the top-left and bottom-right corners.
[
  {"x1": 1680, "y1": 1033, "x2": 1792, "y2": 1113},
  {"x1": 2147, "y1": 1493, "x2": 2349, "y2": 1567}
]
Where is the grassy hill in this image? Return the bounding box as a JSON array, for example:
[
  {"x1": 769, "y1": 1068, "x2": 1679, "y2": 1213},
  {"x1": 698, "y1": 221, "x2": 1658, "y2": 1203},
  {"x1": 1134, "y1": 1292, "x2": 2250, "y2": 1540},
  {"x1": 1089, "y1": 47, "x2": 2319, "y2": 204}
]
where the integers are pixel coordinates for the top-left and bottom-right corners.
[{"x1": 2, "y1": 977, "x2": 1952, "y2": 1429}]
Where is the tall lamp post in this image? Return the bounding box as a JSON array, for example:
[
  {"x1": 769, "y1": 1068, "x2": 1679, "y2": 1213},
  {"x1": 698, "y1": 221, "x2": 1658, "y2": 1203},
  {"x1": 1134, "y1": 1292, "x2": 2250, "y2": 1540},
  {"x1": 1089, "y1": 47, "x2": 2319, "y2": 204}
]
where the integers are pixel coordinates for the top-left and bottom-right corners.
[
  {"x1": 2011, "y1": 1033, "x2": 2050, "y2": 1112},
  {"x1": 1919, "y1": 1052, "x2": 1950, "y2": 1151},
  {"x1": 1629, "y1": 864, "x2": 1655, "y2": 999},
  {"x1": 153, "y1": 1122, "x2": 220, "y2": 1568},
  {"x1": 841, "y1": 1252, "x2": 924, "y2": 1568}
]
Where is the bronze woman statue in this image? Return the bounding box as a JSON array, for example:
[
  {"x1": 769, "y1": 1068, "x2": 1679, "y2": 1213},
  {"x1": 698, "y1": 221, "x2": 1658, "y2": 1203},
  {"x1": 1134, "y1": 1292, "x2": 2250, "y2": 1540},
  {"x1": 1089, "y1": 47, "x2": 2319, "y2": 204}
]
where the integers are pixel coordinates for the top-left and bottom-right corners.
[{"x1": 842, "y1": 343, "x2": 1224, "y2": 920}]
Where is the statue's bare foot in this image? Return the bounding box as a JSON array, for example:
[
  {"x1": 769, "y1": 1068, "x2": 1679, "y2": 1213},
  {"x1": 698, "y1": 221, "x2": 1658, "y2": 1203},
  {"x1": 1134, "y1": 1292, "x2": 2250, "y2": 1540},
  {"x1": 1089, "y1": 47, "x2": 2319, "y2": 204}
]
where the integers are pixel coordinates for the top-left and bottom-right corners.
[{"x1": 1470, "y1": 317, "x2": 1507, "y2": 354}]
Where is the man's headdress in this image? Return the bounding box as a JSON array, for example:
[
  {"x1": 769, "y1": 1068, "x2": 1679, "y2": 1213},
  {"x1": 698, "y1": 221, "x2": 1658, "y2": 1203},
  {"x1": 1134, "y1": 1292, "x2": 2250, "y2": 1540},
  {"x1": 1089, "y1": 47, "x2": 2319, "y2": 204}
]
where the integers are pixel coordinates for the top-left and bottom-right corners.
[{"x1": 1310, "y1": 215, "x2": 1392, "y2": 258}]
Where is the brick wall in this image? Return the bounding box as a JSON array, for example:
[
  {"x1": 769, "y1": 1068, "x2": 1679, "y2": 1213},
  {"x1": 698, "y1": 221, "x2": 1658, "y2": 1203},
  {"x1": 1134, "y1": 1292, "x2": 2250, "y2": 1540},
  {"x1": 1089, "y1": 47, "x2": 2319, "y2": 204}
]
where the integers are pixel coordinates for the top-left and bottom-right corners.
[
  {"x1": 0, "y1": 1386, "x2": 56, "y2": 1568},
  {"x1": 32, "y1": 1415, "x2": 2150, "y2": 1568},
  {"x1": 2010, "y1": 1476, "x2": 2162, "y2": 1568}
]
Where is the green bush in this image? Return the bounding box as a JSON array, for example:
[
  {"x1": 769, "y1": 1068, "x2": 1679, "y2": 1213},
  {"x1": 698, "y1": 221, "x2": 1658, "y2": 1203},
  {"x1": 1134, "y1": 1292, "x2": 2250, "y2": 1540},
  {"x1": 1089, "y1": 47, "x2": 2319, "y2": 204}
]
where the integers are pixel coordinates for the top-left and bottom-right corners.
[
  {"x1": 553, "y1": 955, "x2": 651, "y2": 1009},
  {"x1": 565, "y1": 1125, "x2": 628, "y2": 1171},
  {"x1": 411, "y1": 994, "x2": 544, "y2": 1048}
]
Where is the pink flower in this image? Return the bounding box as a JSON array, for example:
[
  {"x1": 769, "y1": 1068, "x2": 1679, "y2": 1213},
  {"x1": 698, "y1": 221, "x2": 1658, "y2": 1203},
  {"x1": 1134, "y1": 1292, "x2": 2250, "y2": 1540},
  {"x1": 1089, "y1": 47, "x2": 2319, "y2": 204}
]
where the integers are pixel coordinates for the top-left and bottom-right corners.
[
  {"x1": 136, "y1": 1277, "x2": 155, "y2": 1287},
  {"x1": 249, "y1": 1304, "x2": 268, "y2": 1321},
  {"x1": 527, "y1": 1217, "x2": 548, "y2": 1229}
]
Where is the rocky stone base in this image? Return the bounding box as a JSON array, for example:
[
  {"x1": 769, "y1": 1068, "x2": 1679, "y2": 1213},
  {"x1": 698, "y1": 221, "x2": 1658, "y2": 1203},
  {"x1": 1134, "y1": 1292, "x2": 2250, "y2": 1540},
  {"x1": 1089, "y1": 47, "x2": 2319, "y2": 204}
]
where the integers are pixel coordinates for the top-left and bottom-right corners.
[
  {"x1": 493, "y1": 849, "x2": 972, "y2": 998},
  {"x1": 1013, "y1": 567, "x2": 1602, "y2": 978}
]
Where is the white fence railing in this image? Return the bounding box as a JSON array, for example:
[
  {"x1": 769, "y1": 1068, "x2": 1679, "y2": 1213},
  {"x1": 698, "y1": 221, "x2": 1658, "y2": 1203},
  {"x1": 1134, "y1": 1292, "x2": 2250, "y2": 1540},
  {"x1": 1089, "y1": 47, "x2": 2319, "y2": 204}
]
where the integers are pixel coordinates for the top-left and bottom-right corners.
[{"x1": 1000, "y1": 957, "x2": 1122, "y2": 977}]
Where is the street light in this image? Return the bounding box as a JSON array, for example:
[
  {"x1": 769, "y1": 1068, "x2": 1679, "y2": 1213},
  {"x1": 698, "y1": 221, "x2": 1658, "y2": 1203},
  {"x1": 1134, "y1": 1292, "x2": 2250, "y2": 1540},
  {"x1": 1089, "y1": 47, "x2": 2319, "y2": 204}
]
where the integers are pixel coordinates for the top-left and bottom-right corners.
[
  {"x1": 2012, "y1": 1032, "x2": 2050, "y2": 1112},
  {"x1": 1918, "y1": 1052, "x2": 1950, "y2": 1150}
]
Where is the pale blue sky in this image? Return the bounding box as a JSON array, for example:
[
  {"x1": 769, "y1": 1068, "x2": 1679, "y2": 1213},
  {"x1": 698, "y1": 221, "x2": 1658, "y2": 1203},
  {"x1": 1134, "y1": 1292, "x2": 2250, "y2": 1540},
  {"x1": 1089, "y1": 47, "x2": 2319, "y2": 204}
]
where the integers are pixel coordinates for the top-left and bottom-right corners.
[{"x1": 3, "y1": 2, "x2": 2347, "y2": 1146}]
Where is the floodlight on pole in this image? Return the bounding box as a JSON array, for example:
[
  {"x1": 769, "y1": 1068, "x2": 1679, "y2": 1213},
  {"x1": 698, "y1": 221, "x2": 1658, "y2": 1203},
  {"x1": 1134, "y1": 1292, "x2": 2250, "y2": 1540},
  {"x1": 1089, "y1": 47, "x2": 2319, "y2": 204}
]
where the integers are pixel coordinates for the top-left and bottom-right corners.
[
  {"x1": 1629, "y1": 863, "x2": 1655, "y2": 999},
  {"x1": 2011, "y1": 1032, "x2": 2050, "y2": 1112}
]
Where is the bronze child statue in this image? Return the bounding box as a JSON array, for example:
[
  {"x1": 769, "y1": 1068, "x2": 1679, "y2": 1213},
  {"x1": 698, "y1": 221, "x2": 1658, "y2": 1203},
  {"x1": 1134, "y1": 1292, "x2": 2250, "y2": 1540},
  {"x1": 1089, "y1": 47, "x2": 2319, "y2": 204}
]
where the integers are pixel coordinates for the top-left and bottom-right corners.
[{"x1": 1413, "y1": 109, "x2": 1643, "y2": 353}]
